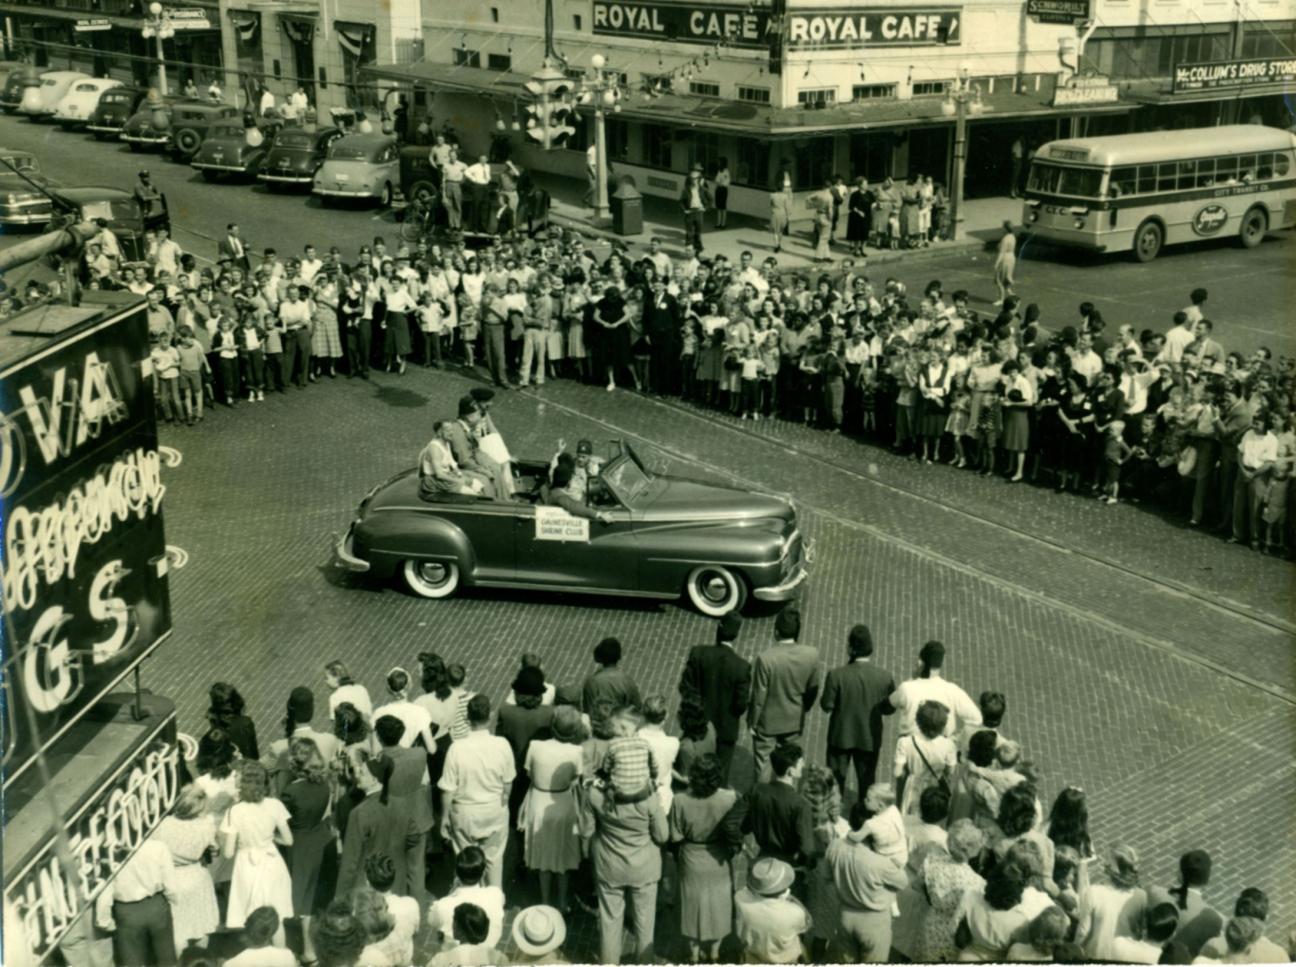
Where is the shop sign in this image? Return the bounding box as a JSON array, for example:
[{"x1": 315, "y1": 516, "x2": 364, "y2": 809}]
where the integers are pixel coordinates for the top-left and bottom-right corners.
[
  {"x1": 1026, "y1": 0, "x2": 1090, "y2": 24},
  {"x1": 1192, "y1": 203, "x2": 1229, "y2": 236},
  {"x1": 74, "y1": 18, "x2": 113, "y2": 31},
  {"x1": 167, "y1": 8, "x2": 212, "y2": 29},
  {"x1": 0, "y1": 304, "x2": 173, "y2": 781},
  {"x1": 785, "y1": 8, "x2": 962, "y2": 48},
  {"x1": 591, "y1": 2, "x2": 770, "y2": 47},
  {"x1": 6, "y1": 735, "x2": 181, "y2": 961},
  {"x1": 1172, "y1": 57, "x2": 1296, "y2": 92},
  {"x1": 1052, "y1": 74, "x2": 1119, "y2": 106}
]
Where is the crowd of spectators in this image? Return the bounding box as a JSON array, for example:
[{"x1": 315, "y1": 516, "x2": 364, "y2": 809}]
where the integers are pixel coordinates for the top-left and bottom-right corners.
[{"x1": 66, "y1": 610, "x2": 1295, "y2": 967}]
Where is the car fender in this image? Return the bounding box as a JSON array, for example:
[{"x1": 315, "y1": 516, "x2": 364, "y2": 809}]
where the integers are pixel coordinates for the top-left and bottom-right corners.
[
  {"x1": 355, "y1": 509, "x2": 479, "y2": 580},
  {"x1": 634, "y1": 520, "x2": 784, "y2": 593}
]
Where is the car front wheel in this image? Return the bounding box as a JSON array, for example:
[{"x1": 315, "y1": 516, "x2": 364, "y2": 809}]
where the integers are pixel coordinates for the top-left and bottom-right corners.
[
  {"x1": 686, "y1": 565, "x2": 747, "y2": 616},
  {"x1": 402, "y1": 559, "x2": 461, "y2": 599}
]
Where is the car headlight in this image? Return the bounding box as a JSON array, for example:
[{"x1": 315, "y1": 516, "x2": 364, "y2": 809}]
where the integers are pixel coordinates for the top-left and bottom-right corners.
[
  {"x1": 1073, "y1": 217, "x2": 1085, "y2": 229},
  {"x1": 1028, "y1": 211, "x2": 1038, "y2": 223}
]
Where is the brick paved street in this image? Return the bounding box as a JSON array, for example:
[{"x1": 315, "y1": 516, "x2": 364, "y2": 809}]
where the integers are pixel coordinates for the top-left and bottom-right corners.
[{"x1": 140, "y1": 357, "x2": 1296, "y2": 958}]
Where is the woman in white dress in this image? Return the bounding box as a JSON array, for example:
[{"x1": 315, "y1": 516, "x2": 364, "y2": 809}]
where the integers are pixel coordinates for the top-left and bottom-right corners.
[
  {"x1": 193, "y1": 729, "x2": 241, "y2": 894},
  {"x1": 153, "y1": 785, "x2": 220, "y2": 952},
  {"x1": 519, "y1": 706, "x2": 585, "y2": 911},
  {"x1": 894, "y1": 700, "x2": 957, "y2": 817},
  {"x1": 222, "y1": 760, "x2": 295, "y2": 932}
]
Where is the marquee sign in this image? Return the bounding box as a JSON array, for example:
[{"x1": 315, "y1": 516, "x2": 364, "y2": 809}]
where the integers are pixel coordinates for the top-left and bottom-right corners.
[
  {"x1": 785, "y1": 8, "x2": 961, "y2": 48},
  {"x1": 0, "y1": 302, "x2": 173, "y2": 781},
  {"x1": 1026, "y1": 0, "x2": 1090, "y2": 24},
  {"x1": 591, "y1": 2, "x2": 771, "y2": 47},
  {"x1": 1172, "y1": 57, "x2": 1296, "y2": 92},
  {"x1": 6, "y1": 729, "x2": 181, "y2": 961}
]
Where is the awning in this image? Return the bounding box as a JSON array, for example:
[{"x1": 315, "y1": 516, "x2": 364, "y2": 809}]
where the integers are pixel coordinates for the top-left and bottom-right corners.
[
  {"x1": 0, "y1": 4, "x2": 140, "y2": 30},
  {"x1": 1118, "y1": 79, "x2": 1293, "y2": 106},
  {"x1": 280, "y1": 15, "x2": 315, "y2": 45},
  {"x1": 335, "y1": 20, "x2": 375, "y2": 58},
  {"x1": 227, "y1": 8, "x2": 259, "y2": 43},
  {"x1": 363, "y1": 60, "x2": 1134, "y2": 137}
]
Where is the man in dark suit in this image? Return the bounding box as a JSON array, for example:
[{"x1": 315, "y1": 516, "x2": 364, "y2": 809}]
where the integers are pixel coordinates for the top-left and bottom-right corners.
[
  {"x1": 374, "y1": 714, "x2": 436, "y2": 905},
  {"x1": 679, "y1": 612, "x2": 751, "y2": 780},
  {"x1": 820, "y1": 624, "x2": 895, "y2": 803},
  {"x1": 749, "y1": 606, "x2": 821, "y2": 784},
  {"x1": 642, "y1": 278, "x2": 682, "y2": 395},
  {"x1": 218, "y1": 222, "x2": 251, "y2": 273},
  {"x1": 580, "y1": 637, "x2": 641, "y2": 713}
]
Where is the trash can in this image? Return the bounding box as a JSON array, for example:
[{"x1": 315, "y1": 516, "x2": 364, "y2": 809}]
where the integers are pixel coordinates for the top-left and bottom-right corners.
[{"x1": 611, "y1": 178, "x2": 643, "y2": 236}]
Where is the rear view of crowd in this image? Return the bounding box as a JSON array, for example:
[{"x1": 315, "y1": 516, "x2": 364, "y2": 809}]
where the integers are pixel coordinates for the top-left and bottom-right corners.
[{"x1": 72, "y1": 606, "x2": 1294, "y2": 967}]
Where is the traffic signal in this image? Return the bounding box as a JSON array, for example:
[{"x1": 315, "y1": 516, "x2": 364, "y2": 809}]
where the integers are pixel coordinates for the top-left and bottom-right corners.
[{"x1": 523, "y1": 73, "x2": 577, "y2": 150}]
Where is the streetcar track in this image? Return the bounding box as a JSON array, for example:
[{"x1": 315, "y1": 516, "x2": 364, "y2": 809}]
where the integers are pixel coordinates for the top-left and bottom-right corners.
[{"x1": 519, "y1": 386, "x2": 1296, "y2": 707}]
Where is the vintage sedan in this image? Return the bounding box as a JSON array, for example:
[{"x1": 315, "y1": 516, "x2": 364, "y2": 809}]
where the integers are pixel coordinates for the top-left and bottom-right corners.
[
  {"x1": 86, "y1": 85, "x2": 150, "y2": 139},
  {"x1": 258, "y1": 125, "x2": 341, "y2": 189},
  {"x1": 122, "y1": 100, "x2": 240, "y2": 157},
  {"x1": 312, "y1": 133, "x2": 399, "y2": 206},
  {"x1": 19, "y1": 70, "x2": 90, "y2": 119},
  {"x1": 52, "y1": 186, "x2": 170, "y2": 264},
  {"x1": 52, "y1": 77, "x2": 121, "y2": 128},
  {"x1": 190, "y1": 117, "x2": 283, "y2": 181},
  {"x1": 0, "y1": 65, "x2": 40, "y2": 113},
  {"x1": 335, "y1": 442, "x2": 810, "y2": 615},
  {"x1": 0, "y1": 149, "x2": 57, "y2": 226}
]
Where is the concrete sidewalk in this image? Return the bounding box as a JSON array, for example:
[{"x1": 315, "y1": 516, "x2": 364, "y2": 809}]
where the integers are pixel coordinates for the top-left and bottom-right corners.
[{"x1": 530, "y1": 168, "x2": 1022, "y2": 271}]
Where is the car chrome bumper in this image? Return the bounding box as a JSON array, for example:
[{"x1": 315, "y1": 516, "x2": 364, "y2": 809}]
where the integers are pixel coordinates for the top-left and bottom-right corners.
[
  {"x1": 754, "y1": 566, "x2": 808, "y2": 601},
  {"x1": 192, "y1": 162, "x2": 246, "y2": 172},
  {"x1": 52, "y1": 115, "x2": 86, "y2": 125},
  {"x1": 260, "y1": 173, "x2": 313, "y2": 183},
  {"x1": 86, "y1": 124, "x2": 124, "y2": 134},
  {"x1": 123, "y1": 134, "x2": 169, "y2": 144},
  {"x1": 313, "y1": 187, "x2": 375, "y2": 198},
  {"x1": 335, "y1": 525, "x2": 370, "y2": 572}
]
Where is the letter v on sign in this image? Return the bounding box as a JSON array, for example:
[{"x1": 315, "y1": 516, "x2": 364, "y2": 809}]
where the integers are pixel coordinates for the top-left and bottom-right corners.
[{"x1": 17, "y1": 369, "x2": 74, "y2": 465}]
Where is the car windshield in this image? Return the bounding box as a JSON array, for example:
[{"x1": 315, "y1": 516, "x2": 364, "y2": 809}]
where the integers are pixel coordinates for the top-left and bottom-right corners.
[
  {"x1": 1027, "y1": 162, "x2": 1105, "y2": 198},
  {"x1": 1, "y1": 154, "x2": 39, "y2": 173},
  {"x1": 329, "y1": 142, "x2": 377, "y2": 161},
  {"x1": 275, "y1": 131, "x2": 315, "y2": 149},
  {"x1": 602, "y1": 452, "x2": 652, "y2": 504},
  {"x1": 79, "y1": 198, "x2": 142, "y2": 227}
]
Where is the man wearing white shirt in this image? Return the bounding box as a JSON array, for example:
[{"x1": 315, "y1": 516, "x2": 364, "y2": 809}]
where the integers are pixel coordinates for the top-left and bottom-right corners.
[
  {"x1": 287, "y1": 85, "x2": 309, "y2": 121},
  {"x1": 647, "y1": 237, "x2": 673, "y2": 280},
  {"x1": 886, "y1": 640, "x2": 981, "y2": 739},
  {"x1": 442, "y1": 149, "x2": 467, "y2": 232},
  {"x1": 152, "y1": 227, "x2": 183, "y2": 279},
  {"x1": 95, "y1": 839, "x2": 179, "y2": 967},
  {"x1": 372, "y1": 667, "x2": 437, "y2": 749},
  {"x1": 736, "y1": 250, "x2": 768, "y2": 294},
  {"x1": 298, "y1": 244, "x2": 323, "y2": 284},
  {"x1": 463, "y1": 154, "x2": 493, "y2": 233},
  {"x1": 1233, "y1": 411, "x2": 1277, "y2": 547},
  {"x1": 1068, "y1": 333, "x2": 1102, "y2": 384},
  {"x1": 1158, "y1": 310, "x2": 1196, "y2": 364},
  {"x1": 426, "y1": 847, "x2": 506, "y2": 949},
  {"x1": 439, "y1": 695, "x2": 514, "y2": 887}
]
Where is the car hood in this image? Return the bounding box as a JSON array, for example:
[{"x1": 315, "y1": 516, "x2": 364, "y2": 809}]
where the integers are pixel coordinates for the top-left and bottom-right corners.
[{"x1": 637, "y1": 475, "x2": 794, "y2": 523}]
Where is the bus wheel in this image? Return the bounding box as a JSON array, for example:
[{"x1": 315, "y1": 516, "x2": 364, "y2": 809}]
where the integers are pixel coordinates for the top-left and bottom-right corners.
[
  {"x1": 1239, "y1": 207, "x2": 1268, "y2": 249},
  {"x1": 1133, "y1": 220, "x2": 1163, "y2": 263}
]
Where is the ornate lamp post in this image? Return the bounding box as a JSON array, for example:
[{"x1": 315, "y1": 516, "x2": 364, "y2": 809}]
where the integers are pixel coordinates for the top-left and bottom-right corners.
[
  {"x1": 941, "y1": 61, "x2": 983, "y2": 241},
  {"x1": 141, "y1": 2, "x2": 176, "y2": 96},
  {"x1": 581, "y1": 54, "x2": 622, "y2": 223}
]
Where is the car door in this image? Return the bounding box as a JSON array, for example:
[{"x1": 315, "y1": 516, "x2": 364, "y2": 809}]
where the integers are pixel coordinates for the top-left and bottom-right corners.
[
  {"x1": 436, "y1": 498, "x2": 518, "y2": 584},
  {"x1": 511, "y1": 496, "x2": 640, "y2": 593}
]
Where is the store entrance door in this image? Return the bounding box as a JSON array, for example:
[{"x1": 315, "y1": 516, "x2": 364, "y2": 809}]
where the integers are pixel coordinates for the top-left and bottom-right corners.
[{"x1": 965, "y1": 118, "x2": 1059, "y2": 198}]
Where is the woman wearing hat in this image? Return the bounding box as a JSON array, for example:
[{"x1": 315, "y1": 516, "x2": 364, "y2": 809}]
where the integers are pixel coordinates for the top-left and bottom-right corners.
[
  {"x1": 520, "y1": 706, "x2": 585, "y2": 911},
  {"x1": 669, "y1": 753, "x2": 740, "y2": 963},
  {"x1": 511, "y1": 905, "x2": 568, "y2": 964}
]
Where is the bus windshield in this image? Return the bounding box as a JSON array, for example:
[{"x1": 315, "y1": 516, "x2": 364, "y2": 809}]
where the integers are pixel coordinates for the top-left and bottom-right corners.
[{"x1": 1027, "y1": 163, "x2": 1105, "y2": 199}]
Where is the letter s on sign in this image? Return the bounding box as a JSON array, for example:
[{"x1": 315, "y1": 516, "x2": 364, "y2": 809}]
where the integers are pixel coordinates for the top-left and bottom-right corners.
[
  {"x1": 90, "y1": 560, "x2": 132, "y2": 664},
  {"x1": 24, "y1": 607, "x2": 82, "y2": 713}
]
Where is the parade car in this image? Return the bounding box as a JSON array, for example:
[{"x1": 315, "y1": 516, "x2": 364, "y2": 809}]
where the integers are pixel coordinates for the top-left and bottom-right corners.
[
  {"x1": 19, "y1": 70, "x2": 90, "y2": 119},
  {"x1": 335, "y1": 441, "x2": 810, "y2": 615},
  {"x1": 312, "y1": 133, "x2": 399, "y2": 206},
  {"x1": 258, "y1": 125, "x2": 342, "y2": 189},
  {"x1": 51, "y1": 186, "x2": 170, "y2": 263},
  {"x1": 0, "y1": 149, "x2": 57, "y2": 226},
  {"x1": 189, "y1": 117, "x2": 283, "y2": 181},
  {"x1": 52, "y1": 77, "x2": 121, "y2": 128},
  {"x1": 86, "y1": 85, "x2": 150, "y2": 139}
]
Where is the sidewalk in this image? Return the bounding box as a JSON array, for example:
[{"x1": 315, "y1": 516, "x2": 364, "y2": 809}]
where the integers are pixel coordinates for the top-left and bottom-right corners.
[{"x1": 530, "y1": 168, "x2": 1021, "y2": 270}]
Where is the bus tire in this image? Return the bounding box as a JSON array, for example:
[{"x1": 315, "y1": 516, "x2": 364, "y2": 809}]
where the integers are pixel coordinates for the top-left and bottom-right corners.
[
  {"x1": 1239, "y1": 207, "x2": 1268, "y2": 249},
  {"x1": 1133, "y1": 220, "x2": 1163, "y2": 263}
]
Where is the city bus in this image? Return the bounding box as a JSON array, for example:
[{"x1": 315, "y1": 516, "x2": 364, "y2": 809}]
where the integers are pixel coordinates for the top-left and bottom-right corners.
[{"x1": 1022, "y1": 125, "x2": 1296, "y2": 262}]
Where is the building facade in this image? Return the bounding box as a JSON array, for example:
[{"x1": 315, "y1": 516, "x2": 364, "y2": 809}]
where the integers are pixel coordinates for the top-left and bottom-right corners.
[{"x1": 362, "y1": 0, "x2": 1294, "y2": 218}]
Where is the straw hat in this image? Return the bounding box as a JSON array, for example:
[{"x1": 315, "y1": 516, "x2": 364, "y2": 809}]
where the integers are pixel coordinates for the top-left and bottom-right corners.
[{"x1": 511, "y1": 905, "x2": 566, "y2": 957}]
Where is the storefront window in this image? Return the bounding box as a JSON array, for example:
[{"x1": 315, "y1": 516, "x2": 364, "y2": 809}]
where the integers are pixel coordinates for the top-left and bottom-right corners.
[
  {"x1": 643, "y1": 123, "x2": 673, "y2": 169},
  {"x1": 734, "y1": 137, "x2": 769, "y2": 187},
  {"x1": 794, "y1": 137, "x2": 834, "y2": 189},
  {"x1": 687, "y1": 132, "x2": 720, "y2": 174}
]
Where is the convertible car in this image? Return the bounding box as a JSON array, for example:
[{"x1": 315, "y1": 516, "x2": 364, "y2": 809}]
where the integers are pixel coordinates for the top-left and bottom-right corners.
[{"x1": 336, "y1": 442, "x2": 809, "y2": 615}]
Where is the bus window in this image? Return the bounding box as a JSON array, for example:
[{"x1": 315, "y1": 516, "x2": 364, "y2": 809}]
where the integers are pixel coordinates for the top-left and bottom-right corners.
[
  {"x1": 1157, "y1": 163, "x2": 1178, "y2": 192},
  {"x1": 1137, "y1": 165, "x2": 1156, "y2": 193},
  {"x1": 1255, "y1": 153, "x2": 1274, "y2": 180},
  {"x1": 1111, "y1": 166, "x2": 1136, "y2": 197},
  {"x1": 1274, "y1": 152, "x2": 1292, "y2": 177},
  {"x1": 1057, "y1": 168, "x2": 1104, "y2": 197},
  {"x1": 1177, "y1": 161, "x2": 1196, "y2": 190},
  {"x1": 1216, "y1": 157, "x2": 1238, "y2": 183},
  {"x1": 1027, "y1": 163, "x2": 1060, "y2": 193},
  {"x1": 1195, "y1": 159, "x2": 1215, "y2": 187},
  {"x1": 1237, "y1": 155, "x2": 1256, "y2": 182}
]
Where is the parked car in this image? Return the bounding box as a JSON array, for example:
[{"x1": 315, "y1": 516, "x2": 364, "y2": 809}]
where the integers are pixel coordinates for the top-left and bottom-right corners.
[
  {"x1": 52, "y1": 77, "x2": 122, "y2": 128},
  {"x1": 19, "y1": 71, "x2": 90, "y2": 120},
  {"x1": 190, "y1": 117, "x2": 283, "y2": 181},
  {"x1": 258, "y1": 125, "x2": 342, "y2": 190},
  {"x1": 86, "y1": 85, "x2": 150, "y2": 140},
  {"x1": 312, "y1": 133, "x2": 399, "y2": 206},
  {"x1": 122, "y1": 99, "x2": 239, "y2": 157},
  {"x1": 0, "y1": 65, "x2": 40, "y2": 113},
  {"x1": 52, "y1": 186, "x2": 170, "y2": 263},
  {"x1": 0, "y1": 148, "x2": 58, "y2": 226},
  {"x1": 335, "y1": 441, "x2": 810, "y2": 615}
]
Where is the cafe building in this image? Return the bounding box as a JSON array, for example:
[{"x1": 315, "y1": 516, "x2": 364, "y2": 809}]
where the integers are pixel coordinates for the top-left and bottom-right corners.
[
  {"x1": 1, "y1": 293, "x2": 181, "y2": 966},
  {"x1": 363, "y1": 0, "x2": 1295, "y2": 218}
]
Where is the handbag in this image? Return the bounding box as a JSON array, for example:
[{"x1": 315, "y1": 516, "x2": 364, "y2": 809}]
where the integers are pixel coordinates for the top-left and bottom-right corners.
[
  {"x1": 1176, "y1": 445, "x2": 1197, "y2": 477},
  {"x1": 911, "y1": 735, "x2": 952, "y2": 796}
]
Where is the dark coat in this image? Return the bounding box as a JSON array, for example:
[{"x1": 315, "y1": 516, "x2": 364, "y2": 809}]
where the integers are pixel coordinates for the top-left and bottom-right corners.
[
  {"x1": 679, "y1": 643, "x2": 752, "y2": 743},
  {"x1": 820, "y1": 659, "x2": 896, "y2": 752},
  {"x1": 581, "y1": 666, "x2": 642, "y2": 714},
  {"x1": 495, "y1": 703, "x2": 556, "y2": 774},
  {"x1": 336, "y1": 791, "x2": 421, "y2": 899}
]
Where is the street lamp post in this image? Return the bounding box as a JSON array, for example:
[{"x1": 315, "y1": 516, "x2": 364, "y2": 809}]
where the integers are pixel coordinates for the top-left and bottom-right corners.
[
  {"x1": 584, "y1": 53, "x2": 621, "y2": 224},
  {"x1": 141, "y1": 2, "x2": 175, "y2": 96},
  {"x1": 942, "y1": 61, "x2": 983, "y2": 242}
]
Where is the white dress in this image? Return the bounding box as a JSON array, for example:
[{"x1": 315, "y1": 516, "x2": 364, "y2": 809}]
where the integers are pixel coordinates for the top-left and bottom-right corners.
[
  {"x1": 223, "y1": 798, "x2": 294, "y2": 928},
  {"x1": 194, "y1": 771, "x2": 239, "y2": 885},
  {"x1": 894, "y1": 733, "x2": 957, "y2": 816},
  {"x1": 519, "y1": 739, "x2": 583, "y2": 873}
]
